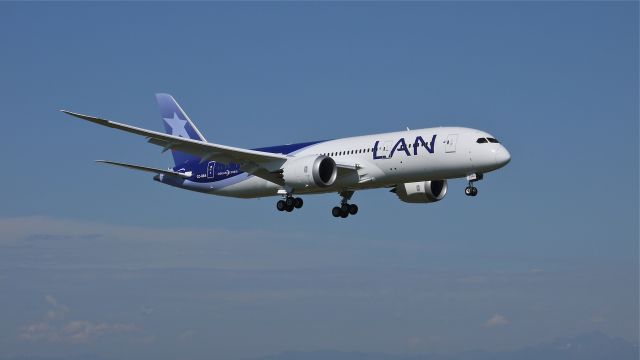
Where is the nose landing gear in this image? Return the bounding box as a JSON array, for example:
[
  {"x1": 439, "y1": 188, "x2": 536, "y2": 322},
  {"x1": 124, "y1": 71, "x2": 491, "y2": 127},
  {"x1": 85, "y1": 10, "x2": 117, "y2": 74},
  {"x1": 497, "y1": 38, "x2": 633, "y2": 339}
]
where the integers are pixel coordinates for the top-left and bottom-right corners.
[
  {"x1": 332, "y1": 191, "x2": 358, "y2": 218},
  {"x1": 465, "y1": 173, "x2": 483, "y2": 197}
]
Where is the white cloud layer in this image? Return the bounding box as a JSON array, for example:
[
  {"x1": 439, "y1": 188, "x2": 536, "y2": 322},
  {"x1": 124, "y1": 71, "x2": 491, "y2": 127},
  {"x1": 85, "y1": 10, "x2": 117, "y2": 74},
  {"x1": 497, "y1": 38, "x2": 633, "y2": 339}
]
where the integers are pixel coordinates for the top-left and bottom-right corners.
[
  {"x1": 19, "y1": 295, "x2": 138, "y2": 344},
  {"x1": 485, "y1": 314, "x2": 509, "y2": 328}
]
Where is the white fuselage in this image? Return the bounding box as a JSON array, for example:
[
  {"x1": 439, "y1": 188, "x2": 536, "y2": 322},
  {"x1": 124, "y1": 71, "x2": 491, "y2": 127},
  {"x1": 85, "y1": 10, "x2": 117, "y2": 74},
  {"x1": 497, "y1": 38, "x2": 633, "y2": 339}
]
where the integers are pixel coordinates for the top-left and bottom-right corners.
[{"x1": 171, "y1": 126, "x2": 511, "y2": 198}]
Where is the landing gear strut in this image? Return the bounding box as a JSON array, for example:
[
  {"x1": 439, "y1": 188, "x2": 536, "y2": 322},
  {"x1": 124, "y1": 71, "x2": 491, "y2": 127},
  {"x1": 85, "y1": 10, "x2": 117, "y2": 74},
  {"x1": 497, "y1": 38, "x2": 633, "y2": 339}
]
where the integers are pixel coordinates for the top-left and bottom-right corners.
[
  {"x1": 332, "y1": 191, "x2": 358, "y2": 218},
  {"x1": 465, "y1": 173, "x2": 483, "y2": 197},
  {"x1": 276, "y1": 194, "x2": 303, "y2": 213}
]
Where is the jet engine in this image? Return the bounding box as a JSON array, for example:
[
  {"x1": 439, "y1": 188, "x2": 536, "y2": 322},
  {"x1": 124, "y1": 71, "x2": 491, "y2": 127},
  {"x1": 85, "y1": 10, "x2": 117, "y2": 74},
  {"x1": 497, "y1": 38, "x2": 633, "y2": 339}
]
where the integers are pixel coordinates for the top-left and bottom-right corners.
[
  {"x1": 392, "y1": 180, "x2": 448, "y2": 203},
  {"x1": 281, "y1": 155, "x2": 338, "y2": 189}
]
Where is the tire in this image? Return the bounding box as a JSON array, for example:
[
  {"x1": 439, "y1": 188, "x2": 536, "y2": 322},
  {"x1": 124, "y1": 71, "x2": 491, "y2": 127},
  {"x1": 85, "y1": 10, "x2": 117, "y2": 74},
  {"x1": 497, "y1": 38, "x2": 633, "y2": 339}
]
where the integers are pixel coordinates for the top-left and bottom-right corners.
[
  {"x1": 285, "y1": 204, "x2": 294, "y2": 212},
  {"x1": 285, "y1": 197, "x2": 295, "y2": 207},
  {"x1": 341, "y1": 204, "x2": 350, "y2": 213},
  {"x1": 471, "y1": 187, "x2": 478, "y2": 196},
  {"x1": 348, "y1": 204, "x2": 358, "y2": 215},
  {"x1": 332, "y1": 206, "x2": 341, "y2": 217},
  {"x1": 276, "y1": 200, "x2": 286, "y2": 211},
  {"x1": 340, "y1": 210, "x2": 349, "y2": 218},
  {"x1": 465, "y1": 187, "x2": 472, "y2": 196},
  {"x1": 294, "y1": 197, "x2": 303, "y2": 209}
]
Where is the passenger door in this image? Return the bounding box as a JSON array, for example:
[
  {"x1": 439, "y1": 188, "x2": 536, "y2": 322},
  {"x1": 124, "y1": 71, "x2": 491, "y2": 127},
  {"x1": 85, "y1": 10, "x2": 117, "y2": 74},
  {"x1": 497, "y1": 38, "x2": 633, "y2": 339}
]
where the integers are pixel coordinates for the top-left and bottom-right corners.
[{"x1": 445, "y1": 134, "x2": 458, "y2": 153}]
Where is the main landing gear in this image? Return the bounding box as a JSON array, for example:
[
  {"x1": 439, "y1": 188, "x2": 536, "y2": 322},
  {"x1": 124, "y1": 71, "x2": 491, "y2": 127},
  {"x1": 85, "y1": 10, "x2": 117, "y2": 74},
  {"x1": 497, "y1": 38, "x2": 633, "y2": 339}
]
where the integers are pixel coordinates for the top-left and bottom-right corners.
[
  {"x1": 276, "y1": 195, "x2": 303, "y2": 213},
  {"x1": 465, "y1": 173, "x2": 483, "y2": 197},
  {"x1": 332, "y1": 191, "x2": 358, "y2": 219}
]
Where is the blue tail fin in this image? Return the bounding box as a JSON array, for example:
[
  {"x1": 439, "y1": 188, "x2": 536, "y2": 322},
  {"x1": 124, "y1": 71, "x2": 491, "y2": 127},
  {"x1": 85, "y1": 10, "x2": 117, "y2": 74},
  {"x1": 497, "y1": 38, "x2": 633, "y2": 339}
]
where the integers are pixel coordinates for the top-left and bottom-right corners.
[{"x1": 155, "y1": 93, "x2": 206, "y2": 167}]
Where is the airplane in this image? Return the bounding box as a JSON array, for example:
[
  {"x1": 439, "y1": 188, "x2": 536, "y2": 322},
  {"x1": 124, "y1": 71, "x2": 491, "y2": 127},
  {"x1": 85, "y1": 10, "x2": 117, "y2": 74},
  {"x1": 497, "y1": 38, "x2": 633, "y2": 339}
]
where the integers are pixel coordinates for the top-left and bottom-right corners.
[{"x1": 61, "y1": 93, "x2": 511, "y2": 218}]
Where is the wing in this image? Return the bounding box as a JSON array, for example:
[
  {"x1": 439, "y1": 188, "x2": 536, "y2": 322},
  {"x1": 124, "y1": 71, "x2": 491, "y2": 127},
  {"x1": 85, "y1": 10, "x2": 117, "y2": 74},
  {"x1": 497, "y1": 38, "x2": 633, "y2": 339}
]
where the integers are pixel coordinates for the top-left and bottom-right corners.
[{"x1": 61, "y1": 110, "x2": 288, "y2": 176}]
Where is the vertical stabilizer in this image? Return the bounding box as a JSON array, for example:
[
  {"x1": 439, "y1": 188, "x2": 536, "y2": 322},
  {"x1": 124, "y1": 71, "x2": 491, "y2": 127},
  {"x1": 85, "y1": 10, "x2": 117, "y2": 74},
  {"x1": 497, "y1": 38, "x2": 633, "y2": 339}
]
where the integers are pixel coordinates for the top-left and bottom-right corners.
[{"x1": 155, "y1": 93, "x2": 205, "y2": 166}]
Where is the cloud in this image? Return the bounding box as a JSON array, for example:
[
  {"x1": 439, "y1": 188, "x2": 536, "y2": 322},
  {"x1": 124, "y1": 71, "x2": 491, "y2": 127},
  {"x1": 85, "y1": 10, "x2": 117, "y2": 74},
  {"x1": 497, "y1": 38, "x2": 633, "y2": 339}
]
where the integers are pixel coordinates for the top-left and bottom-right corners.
[
  {"x1": 0, "y1": 215, "x2": 340, "y2": 270},
  {"x1": 0, "y1": 216, "x2": 272, "y2": 246},
  {"x1": 0, "y1": 216, "x2": 224, "y2": 245},
  {"x1": 457, "y1": 275, "x2": 486, "y2": 284},
  {"x1": 62, "y1": 321, "x2": 137, "y2": 344},
  {"x1": 178, "y1": 329, "x2": 196, "y2": 342},
  {"x1": 19, "y1": 295, "x2": 138, "y2": 344},
  {"x1": 140, "y1": 306, "x2": 154, "y2": 316},
  {"x1": 44, "y1": 295, "x2": 69, "y2": 320},
  {"x1": 485, "y1": 313, "x2": 509, "y2": 328}
]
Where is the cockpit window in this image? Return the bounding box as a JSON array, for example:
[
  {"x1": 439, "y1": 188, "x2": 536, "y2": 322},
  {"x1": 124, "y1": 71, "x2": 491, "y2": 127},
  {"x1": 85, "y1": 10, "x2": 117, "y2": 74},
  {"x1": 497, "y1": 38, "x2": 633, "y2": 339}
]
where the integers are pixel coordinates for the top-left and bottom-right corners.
[
  {"x1": 487, "y1": 138, "x2": 499, "y2": 143},
  {"x1": 476, "y1": 138, "x2": 488, "y2": 143}
]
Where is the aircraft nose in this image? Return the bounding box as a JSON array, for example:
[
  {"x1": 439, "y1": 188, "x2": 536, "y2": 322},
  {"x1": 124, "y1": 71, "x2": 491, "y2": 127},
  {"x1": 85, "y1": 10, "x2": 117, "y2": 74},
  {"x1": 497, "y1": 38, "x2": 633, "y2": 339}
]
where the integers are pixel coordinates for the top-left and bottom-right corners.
[{"x1": 495, "y1": 147, "x2": 511, "y2": 167}]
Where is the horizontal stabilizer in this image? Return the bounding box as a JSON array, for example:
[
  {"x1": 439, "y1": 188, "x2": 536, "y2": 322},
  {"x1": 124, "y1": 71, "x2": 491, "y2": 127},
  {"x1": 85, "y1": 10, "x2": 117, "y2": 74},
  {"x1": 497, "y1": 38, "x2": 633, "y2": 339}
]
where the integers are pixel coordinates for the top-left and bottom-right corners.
[{"x1": 96, "y1": 160, "x2": 192, "y2": 178}]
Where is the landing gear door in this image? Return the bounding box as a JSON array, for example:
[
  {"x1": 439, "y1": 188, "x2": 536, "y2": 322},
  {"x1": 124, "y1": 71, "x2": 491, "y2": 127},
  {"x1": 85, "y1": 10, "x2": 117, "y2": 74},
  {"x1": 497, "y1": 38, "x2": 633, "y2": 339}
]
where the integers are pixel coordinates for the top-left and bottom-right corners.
[{"x1": 445, "y1": 134, "x2": 458, "y2": 153}]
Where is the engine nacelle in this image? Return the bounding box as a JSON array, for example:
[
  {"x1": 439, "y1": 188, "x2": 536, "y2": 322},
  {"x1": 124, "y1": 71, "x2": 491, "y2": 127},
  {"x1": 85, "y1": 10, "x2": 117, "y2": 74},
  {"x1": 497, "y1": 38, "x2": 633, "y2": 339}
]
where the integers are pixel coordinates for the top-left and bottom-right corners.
[
  {"x1": 393, "y1": 180, "x2": 448, "y2": 203},
  {"x1": 281, "y1": 155, "x2": 338, "y2": 189}
]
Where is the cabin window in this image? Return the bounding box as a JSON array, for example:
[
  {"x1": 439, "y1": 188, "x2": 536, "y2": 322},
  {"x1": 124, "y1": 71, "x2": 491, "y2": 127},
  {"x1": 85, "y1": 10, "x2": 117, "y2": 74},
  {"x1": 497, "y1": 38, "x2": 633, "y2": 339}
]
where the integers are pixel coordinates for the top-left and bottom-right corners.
[
  {"x1": 476, "y1": 138, "x2": 488, "y2": 143},
  {"x1": 487, "y1": 138, "x2": 499, "y2": 143}
]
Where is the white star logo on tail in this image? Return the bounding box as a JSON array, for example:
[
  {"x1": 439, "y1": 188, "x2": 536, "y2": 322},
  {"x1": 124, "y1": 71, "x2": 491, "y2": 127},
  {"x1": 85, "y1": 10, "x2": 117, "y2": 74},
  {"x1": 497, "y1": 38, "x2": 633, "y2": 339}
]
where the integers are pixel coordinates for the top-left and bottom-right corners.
[{"x1": 163, "y1": 112, "x2": 190, "y2": 138}]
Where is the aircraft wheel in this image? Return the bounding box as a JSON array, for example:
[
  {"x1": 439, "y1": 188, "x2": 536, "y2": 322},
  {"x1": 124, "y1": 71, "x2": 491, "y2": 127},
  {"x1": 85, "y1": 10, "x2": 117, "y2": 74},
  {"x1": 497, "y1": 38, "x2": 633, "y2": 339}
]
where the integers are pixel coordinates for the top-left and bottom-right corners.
[
  {"x1": 348, "y1": 204, "x2": 358, "y2": 215},
  {"x1": 471, "y1": 187, "x2": 478, "y2": 196},
  {"x1": 465, "y1": 187, "x2": 472, "y2": 196},
  {"x1": 340, "y1": 210, "x2": 349, "y2": 218},
  {"x1": 340, "y1": 204, "x2": 350, "y2": 213},
  {"x1": 294, "y1": 197, "x2": 304, "y2": 209},
  {"x1": 285, "y1": 204, "x2": 294, "y2": 212},
  {"x1": 276, "y1": 200, "x2": 286, "y2": 211},
  {"x1": 285, "y1": 197, "x2": 295, "y2": 207},
  {"x1": 332, "y1": 206, "x2": 341, "y2": 217}
]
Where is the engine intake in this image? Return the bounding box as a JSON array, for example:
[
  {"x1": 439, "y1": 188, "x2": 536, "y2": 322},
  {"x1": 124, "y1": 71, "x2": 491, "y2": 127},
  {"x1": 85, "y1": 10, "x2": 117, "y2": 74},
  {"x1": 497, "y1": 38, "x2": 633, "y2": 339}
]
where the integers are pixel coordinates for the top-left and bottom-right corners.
[
  {"x1": 281, "y1": 155, "x2": 337, "y2": 189},
  {"x1": 393, "y1": 180, "x2": 448, "y2": 203}
]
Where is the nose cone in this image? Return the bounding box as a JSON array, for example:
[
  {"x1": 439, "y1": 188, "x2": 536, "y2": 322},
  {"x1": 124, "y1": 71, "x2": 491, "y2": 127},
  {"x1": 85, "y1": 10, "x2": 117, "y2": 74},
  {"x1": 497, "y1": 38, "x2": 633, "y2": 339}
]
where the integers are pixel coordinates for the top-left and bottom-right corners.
[{"x1": 495, "y1": 147, "x2": 511, "y2": 168}]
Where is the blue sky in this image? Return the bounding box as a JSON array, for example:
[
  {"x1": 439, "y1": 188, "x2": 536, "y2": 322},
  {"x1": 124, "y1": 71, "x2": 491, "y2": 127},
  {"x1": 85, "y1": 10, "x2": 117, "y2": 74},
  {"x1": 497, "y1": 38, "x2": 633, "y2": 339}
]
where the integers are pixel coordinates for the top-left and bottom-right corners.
[{"x1": 0, "y1": 2, "x2": 637, "y2": 360}]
